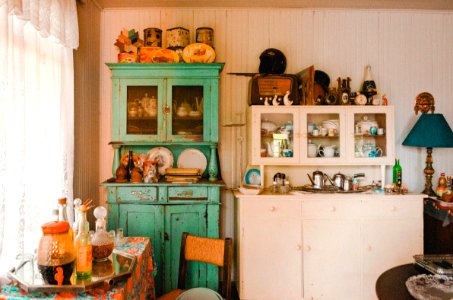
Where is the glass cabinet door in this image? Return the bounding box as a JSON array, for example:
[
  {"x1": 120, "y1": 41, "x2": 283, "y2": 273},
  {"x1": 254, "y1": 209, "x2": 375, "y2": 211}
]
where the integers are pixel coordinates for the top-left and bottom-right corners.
[
  {"x1": 118, "y1": 78, "x2": 165, "y2": 142},
  {"x1": 348, "y1": 106, "x2": 394, "y2": 165},
  {"x1": 301, "y1": 107, "x2": 345, "y2": 162},
  {"x1": 167, "y1": 79, "x2": 211, "y2": 142},
  {"x1": 251, "y1": 106, "x2": 300, "y2": 165}
]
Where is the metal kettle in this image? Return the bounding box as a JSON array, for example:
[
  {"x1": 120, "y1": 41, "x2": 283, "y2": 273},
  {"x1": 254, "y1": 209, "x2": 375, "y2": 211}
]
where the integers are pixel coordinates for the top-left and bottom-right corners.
[{"x1": 307, "y1": 170, "x2": 326, "y2": 189}]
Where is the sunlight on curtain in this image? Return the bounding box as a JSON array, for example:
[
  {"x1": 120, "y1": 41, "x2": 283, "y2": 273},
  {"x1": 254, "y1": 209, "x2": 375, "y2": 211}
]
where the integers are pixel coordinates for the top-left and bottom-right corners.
[{"x1": 0, "y1": 2, "x2": 77, "y2": 273}]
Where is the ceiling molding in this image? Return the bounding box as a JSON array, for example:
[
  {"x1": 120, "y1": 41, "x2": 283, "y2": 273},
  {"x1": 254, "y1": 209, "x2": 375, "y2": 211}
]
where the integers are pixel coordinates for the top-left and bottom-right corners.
[{"x1": 95, "y1": 0, "x2": 453, "y2": 10}]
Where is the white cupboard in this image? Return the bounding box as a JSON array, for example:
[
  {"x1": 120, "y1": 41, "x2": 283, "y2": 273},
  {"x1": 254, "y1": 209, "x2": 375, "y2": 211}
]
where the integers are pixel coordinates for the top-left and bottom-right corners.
[
  {"x1": 250, "y1": 106, "x2": 394, "y2": 166},
  {"x1": 234, "y1": 192, "x2": 423, "y2": 300}
]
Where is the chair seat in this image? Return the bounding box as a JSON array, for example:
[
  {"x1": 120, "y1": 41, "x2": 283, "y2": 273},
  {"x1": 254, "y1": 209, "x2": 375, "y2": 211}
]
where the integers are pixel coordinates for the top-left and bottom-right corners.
[
  {"x1": 157, "y1": 289, "x2": 184, "y2": 300},
  {"x1": 176, "y1": 287, "x2": 223, "y2": 300}
]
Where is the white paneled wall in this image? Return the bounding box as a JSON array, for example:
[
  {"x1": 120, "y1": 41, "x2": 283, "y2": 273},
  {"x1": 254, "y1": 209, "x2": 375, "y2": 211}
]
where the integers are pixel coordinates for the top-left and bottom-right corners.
[{"x1": 100, "y1": 8, "x2": 453, "y2": 238}]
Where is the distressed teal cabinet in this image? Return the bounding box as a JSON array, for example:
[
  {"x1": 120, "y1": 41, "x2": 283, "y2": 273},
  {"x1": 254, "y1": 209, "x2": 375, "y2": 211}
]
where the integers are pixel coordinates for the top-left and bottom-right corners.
[{"x1": 103, "y1": 63, "x2": 224, "y2": 296}]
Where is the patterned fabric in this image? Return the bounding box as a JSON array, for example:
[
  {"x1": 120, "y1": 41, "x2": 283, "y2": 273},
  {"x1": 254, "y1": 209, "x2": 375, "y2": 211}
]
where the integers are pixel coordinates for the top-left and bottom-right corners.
[{"x1": 0, "y1": 237, "x2": 156, "y2": 300}]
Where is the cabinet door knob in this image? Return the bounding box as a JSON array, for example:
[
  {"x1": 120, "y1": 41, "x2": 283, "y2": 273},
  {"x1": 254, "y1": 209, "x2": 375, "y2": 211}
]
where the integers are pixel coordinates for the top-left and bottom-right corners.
[
  {"x1": 163, "y1": 105, "x2": 170, "y2": 115},
  {"x1": 297, "y1": 244, "x2": 302, "y2": 251},
  {"x1": 164, "y1": 232, "x2": 169, "y2": 241},
  {"x1": 305, "y1": 245, "x2": 311, "y2": 252},
  {"x1": 391, "y1": 206, "x2": 396, "y2": 211},
  {"x1": 270, "y1": 206, "x2": 276, "y2": 212},
  {"x1": 329, "y1": 206, "x2": 336, "y2": 212}
]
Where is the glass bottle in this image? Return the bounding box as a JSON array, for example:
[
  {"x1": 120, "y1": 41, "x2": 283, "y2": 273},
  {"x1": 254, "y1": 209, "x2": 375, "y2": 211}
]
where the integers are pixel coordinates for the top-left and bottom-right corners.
[
  {"x1": 392, "y1": 159, "x2": 402, "y2": 187},
  {"x1": 362, "y1": 65, "x2": 377, "y2": 104},
  {"x1": 72, "y1": 198, "x2": 82, "y2": 238},
  {"x1": 126, "y1": 150, "x2": 134, "y2": 182},
  {"x1": 91, "y1": 206, "x2": 115, "y2": 262},
  {"x1": 58, "y1": 197, "x2": 73, "y2": 240},
  {"x1": 74, "y1": 209, "x2": 92, "y2": 279},
  {"x1": 436, "y1": 173, "x2": 448, "y2": 197}
]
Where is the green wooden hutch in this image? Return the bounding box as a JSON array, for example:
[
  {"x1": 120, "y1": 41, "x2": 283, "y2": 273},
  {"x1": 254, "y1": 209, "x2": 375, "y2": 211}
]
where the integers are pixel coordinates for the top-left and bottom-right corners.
[{"x1": 102, "y1": 63, "x2": 224, "y2": 296}]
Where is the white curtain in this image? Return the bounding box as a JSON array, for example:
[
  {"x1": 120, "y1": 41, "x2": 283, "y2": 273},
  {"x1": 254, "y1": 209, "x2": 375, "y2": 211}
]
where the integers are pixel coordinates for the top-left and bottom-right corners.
[{"x1": 0, "y1": 0, "x2": 78, "y2": 273}]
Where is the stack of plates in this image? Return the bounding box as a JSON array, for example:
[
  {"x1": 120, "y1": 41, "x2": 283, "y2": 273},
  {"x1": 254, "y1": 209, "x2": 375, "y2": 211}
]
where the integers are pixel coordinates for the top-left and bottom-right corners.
[{"x1": 165, "y1": 168, "x2": 201, "y2": 183}]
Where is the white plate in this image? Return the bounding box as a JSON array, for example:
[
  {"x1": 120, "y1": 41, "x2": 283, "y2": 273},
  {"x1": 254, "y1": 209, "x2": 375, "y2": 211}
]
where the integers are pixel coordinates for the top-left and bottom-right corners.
[
  {"x1": 177, "y1": 148, "x2": 207, "y2": 174},
  {"x1": 147, "y1": 147, "x2": 174, "y2": 175}
]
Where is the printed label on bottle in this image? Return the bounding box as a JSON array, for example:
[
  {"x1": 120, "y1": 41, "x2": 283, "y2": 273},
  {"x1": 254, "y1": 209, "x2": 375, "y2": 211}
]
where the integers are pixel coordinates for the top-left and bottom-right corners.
[{"x1": 76, "y1": 245, "x2": 92, "y2": 272}]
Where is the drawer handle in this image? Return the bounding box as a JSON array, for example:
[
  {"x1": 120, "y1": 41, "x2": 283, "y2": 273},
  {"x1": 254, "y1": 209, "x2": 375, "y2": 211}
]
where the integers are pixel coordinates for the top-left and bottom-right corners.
[
  {"x1": 329, "y1": 206, "x2": 336, "y2": 212},
  {"x1": 176, "y1": 191, "x2": 194, "y2": 197},
  {"x1": 270, "y1": 206, "x2": 276, "y2": 212},
  {"x1": 391, "y1": 206, "x2": 396, "y2": 211},
  {"x1": 131, "y1": 191, "x2": 143, "y2": 196}
]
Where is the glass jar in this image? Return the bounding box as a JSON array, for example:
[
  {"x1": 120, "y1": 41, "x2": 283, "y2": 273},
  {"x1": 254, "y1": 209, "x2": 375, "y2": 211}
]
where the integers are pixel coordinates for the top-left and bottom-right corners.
[
  {"x1": 91, "y1": 206, "x2": 115, "y2": 262},
  {"x1": 37, "y1": 221, "x2": 75, "y2": 285}
]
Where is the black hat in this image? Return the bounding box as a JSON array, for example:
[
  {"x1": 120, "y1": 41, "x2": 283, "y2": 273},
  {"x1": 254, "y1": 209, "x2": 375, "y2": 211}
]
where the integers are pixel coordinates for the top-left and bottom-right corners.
[
  {"x1": 259, "y1": 48, "x2": 286, "y2": 74},
  {"x1": 314, "y1": 70, "x2": 330, "y2": 92}
]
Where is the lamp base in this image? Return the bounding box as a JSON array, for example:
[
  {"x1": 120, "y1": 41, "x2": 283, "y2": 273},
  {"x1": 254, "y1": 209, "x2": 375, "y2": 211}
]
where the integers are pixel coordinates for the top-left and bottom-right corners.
[{"x1": 423, "y1": 147, "x2": 436, "y2": 197}]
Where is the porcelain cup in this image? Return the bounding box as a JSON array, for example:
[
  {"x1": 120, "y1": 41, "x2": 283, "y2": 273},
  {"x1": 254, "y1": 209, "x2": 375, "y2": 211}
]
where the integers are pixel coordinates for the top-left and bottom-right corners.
[
  {"x1": 308, "y1": 143, "x2": 317, "y2": 157},
  {"x1": 320, "y1": 127, "x2": 328, "y2": 136},
  {"x1": 319, "y1": 145, "x2": 335, "y2": 157},
  {"x1": 312, "y1": 129, "x2": 319, "y2": 136}
]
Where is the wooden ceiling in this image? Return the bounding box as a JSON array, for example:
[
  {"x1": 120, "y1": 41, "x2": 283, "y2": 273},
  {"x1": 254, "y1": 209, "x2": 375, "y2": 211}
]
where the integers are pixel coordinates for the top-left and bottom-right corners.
[{"x1": 94, "y1": 0, "x2": 453, "y2": 10}]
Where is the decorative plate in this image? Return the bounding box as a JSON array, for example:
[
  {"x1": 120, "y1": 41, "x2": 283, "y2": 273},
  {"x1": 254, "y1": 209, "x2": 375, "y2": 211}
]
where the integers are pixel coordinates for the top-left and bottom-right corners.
[
  {"x1": 139, "y1": 47, "x2": 179, "y2": 63},
  {"x1": 147, "y1": 147, "x2": 174, "y2": 175},
  {"x1": 244, "y1": 169, "x2": 261, "y2": 186},
  {"x1": 177, "y1": 148, "x2": 207, "y2": 174},
  {"x1": 182, "y1": 43, "x2": 216, "y2": 63}
]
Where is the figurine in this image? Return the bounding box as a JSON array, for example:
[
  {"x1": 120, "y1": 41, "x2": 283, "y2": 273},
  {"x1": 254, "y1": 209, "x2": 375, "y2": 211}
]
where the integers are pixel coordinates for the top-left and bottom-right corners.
[
  {"x1": 283, "y1": 91, "x2": 293, "y2": 106},
  {"x1": 414, "y1": 92, "x2": 435, "y2": 114},
  {"x1": 272, "y1": 94, "x2": 279, "y2": 106}
]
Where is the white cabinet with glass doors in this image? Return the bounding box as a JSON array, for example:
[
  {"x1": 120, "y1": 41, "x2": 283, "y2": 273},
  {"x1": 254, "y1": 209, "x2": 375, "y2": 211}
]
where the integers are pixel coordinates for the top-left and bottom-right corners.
[{"x1": 250, "y1": 105, "x2": 394, "y2": 166}]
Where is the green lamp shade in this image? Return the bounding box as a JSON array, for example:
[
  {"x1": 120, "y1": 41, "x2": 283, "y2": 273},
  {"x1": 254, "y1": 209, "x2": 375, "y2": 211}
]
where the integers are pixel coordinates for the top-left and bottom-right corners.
[{"x1": 402, "y1": 113, "x2": 453, "y2": 148}]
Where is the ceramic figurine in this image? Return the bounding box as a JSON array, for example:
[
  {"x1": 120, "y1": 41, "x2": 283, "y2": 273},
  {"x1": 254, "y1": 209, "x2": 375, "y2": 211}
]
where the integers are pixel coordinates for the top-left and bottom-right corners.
[
  {"x1": 272, "y1": 94, "x2": 279, "y2": 106},
  {"x1": 283, "y1": 91, "x2": 293, "y2": 106}
]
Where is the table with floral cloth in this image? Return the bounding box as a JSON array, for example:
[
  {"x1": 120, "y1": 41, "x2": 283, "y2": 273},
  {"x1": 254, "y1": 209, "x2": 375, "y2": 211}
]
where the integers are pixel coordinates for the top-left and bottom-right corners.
[{"x1": 0, "y1": 237, "x2": 156, "y2": 300}]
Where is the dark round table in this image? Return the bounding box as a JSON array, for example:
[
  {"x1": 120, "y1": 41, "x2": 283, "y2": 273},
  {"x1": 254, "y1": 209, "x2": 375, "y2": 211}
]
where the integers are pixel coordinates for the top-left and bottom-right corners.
[{"x1": 375, "y1": 263, "x2": 429, "y2": 299}]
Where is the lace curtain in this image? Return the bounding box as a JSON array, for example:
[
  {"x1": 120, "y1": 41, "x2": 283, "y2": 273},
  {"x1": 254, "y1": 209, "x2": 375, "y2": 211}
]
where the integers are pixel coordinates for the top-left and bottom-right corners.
[{"x1": 0, "y1": 0, "x2": 78, "y2": 273}]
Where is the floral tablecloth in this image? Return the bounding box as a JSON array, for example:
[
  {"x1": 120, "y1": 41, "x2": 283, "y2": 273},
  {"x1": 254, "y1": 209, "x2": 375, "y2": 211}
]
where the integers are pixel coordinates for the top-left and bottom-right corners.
[{"x1": 0, "y1": 237, "x2": 156, "y2": 300}]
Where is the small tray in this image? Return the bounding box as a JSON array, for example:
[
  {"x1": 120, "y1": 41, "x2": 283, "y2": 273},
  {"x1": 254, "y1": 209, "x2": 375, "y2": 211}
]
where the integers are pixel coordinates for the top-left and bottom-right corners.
[
  {"x1": 414, "y1": 254, "x2": 453, "y2": 275},
  {"x1": 7, "y1": 249, "x2": 136, "y2": 293}
]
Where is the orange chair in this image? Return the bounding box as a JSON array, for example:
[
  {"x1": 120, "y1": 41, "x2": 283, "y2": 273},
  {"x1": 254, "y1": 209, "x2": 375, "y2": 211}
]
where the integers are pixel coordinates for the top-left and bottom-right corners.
[{"x1": 157, "y1": 232, "x2": 233, "y2": 300}]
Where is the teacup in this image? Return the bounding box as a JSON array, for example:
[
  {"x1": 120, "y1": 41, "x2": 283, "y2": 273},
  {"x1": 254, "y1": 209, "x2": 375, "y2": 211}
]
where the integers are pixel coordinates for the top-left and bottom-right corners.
[
  {"x1": 319, "y1": 145, "x2": 335, "y2": 157},
  {"x1": 312, "y1": 129, "x2": 319, "y2": 136},
  {"x1": 319, "y1": 127, "x2": 328, "y2": 136},
  {"x1": 362, "y1": 144, "x2": 383, "y2": 157}
]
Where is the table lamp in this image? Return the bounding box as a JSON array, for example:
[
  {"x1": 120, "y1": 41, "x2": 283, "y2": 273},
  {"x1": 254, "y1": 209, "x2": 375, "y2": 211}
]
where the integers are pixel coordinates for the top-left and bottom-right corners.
[{"x1": 402, "y1": 113, "x2": 453, "y2": 196}]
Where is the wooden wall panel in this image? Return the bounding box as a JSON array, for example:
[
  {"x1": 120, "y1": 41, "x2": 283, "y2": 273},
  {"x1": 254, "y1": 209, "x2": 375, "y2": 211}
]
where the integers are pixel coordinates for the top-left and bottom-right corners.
[
  {"x1": 74, "y1": 0, "x2": 101, "y2": 226},
  {"x1": 99, "y1": 8, "x2": 453, "y2": 238}
]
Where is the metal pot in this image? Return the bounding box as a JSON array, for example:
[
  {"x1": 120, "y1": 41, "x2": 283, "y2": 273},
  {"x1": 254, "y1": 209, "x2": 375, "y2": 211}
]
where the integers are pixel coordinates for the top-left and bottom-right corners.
[
  {"x1": 332, "y1": 172, "x2": 346, "y2": 189},
  {"x1": 343, "y1": 176, "x2": 353, "y2": 192}
]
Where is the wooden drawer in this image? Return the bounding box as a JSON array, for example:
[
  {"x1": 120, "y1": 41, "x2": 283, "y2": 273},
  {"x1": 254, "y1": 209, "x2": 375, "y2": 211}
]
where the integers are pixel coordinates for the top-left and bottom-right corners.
[
  {"x1": 242, "y1": 198, "x2": 301, "y2": 220},
  {"x1": 109, "y1": 186, "x2": 158, "y2": 202},
  {"x1": 167, "y1": 186, "x2": 208, "y2": 201},
  {"x1": 302, "y1": 198, "x2": 362, "y2": 219},
  {"x1": 362, "y1": 196, "x2": 423, "y2": 219}
]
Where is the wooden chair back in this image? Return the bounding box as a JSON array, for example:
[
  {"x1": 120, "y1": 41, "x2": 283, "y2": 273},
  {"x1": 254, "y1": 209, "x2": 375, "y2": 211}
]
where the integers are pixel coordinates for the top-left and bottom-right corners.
[{"x1": 177, "y1": 232, "x2": 233, "y2": 300}]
